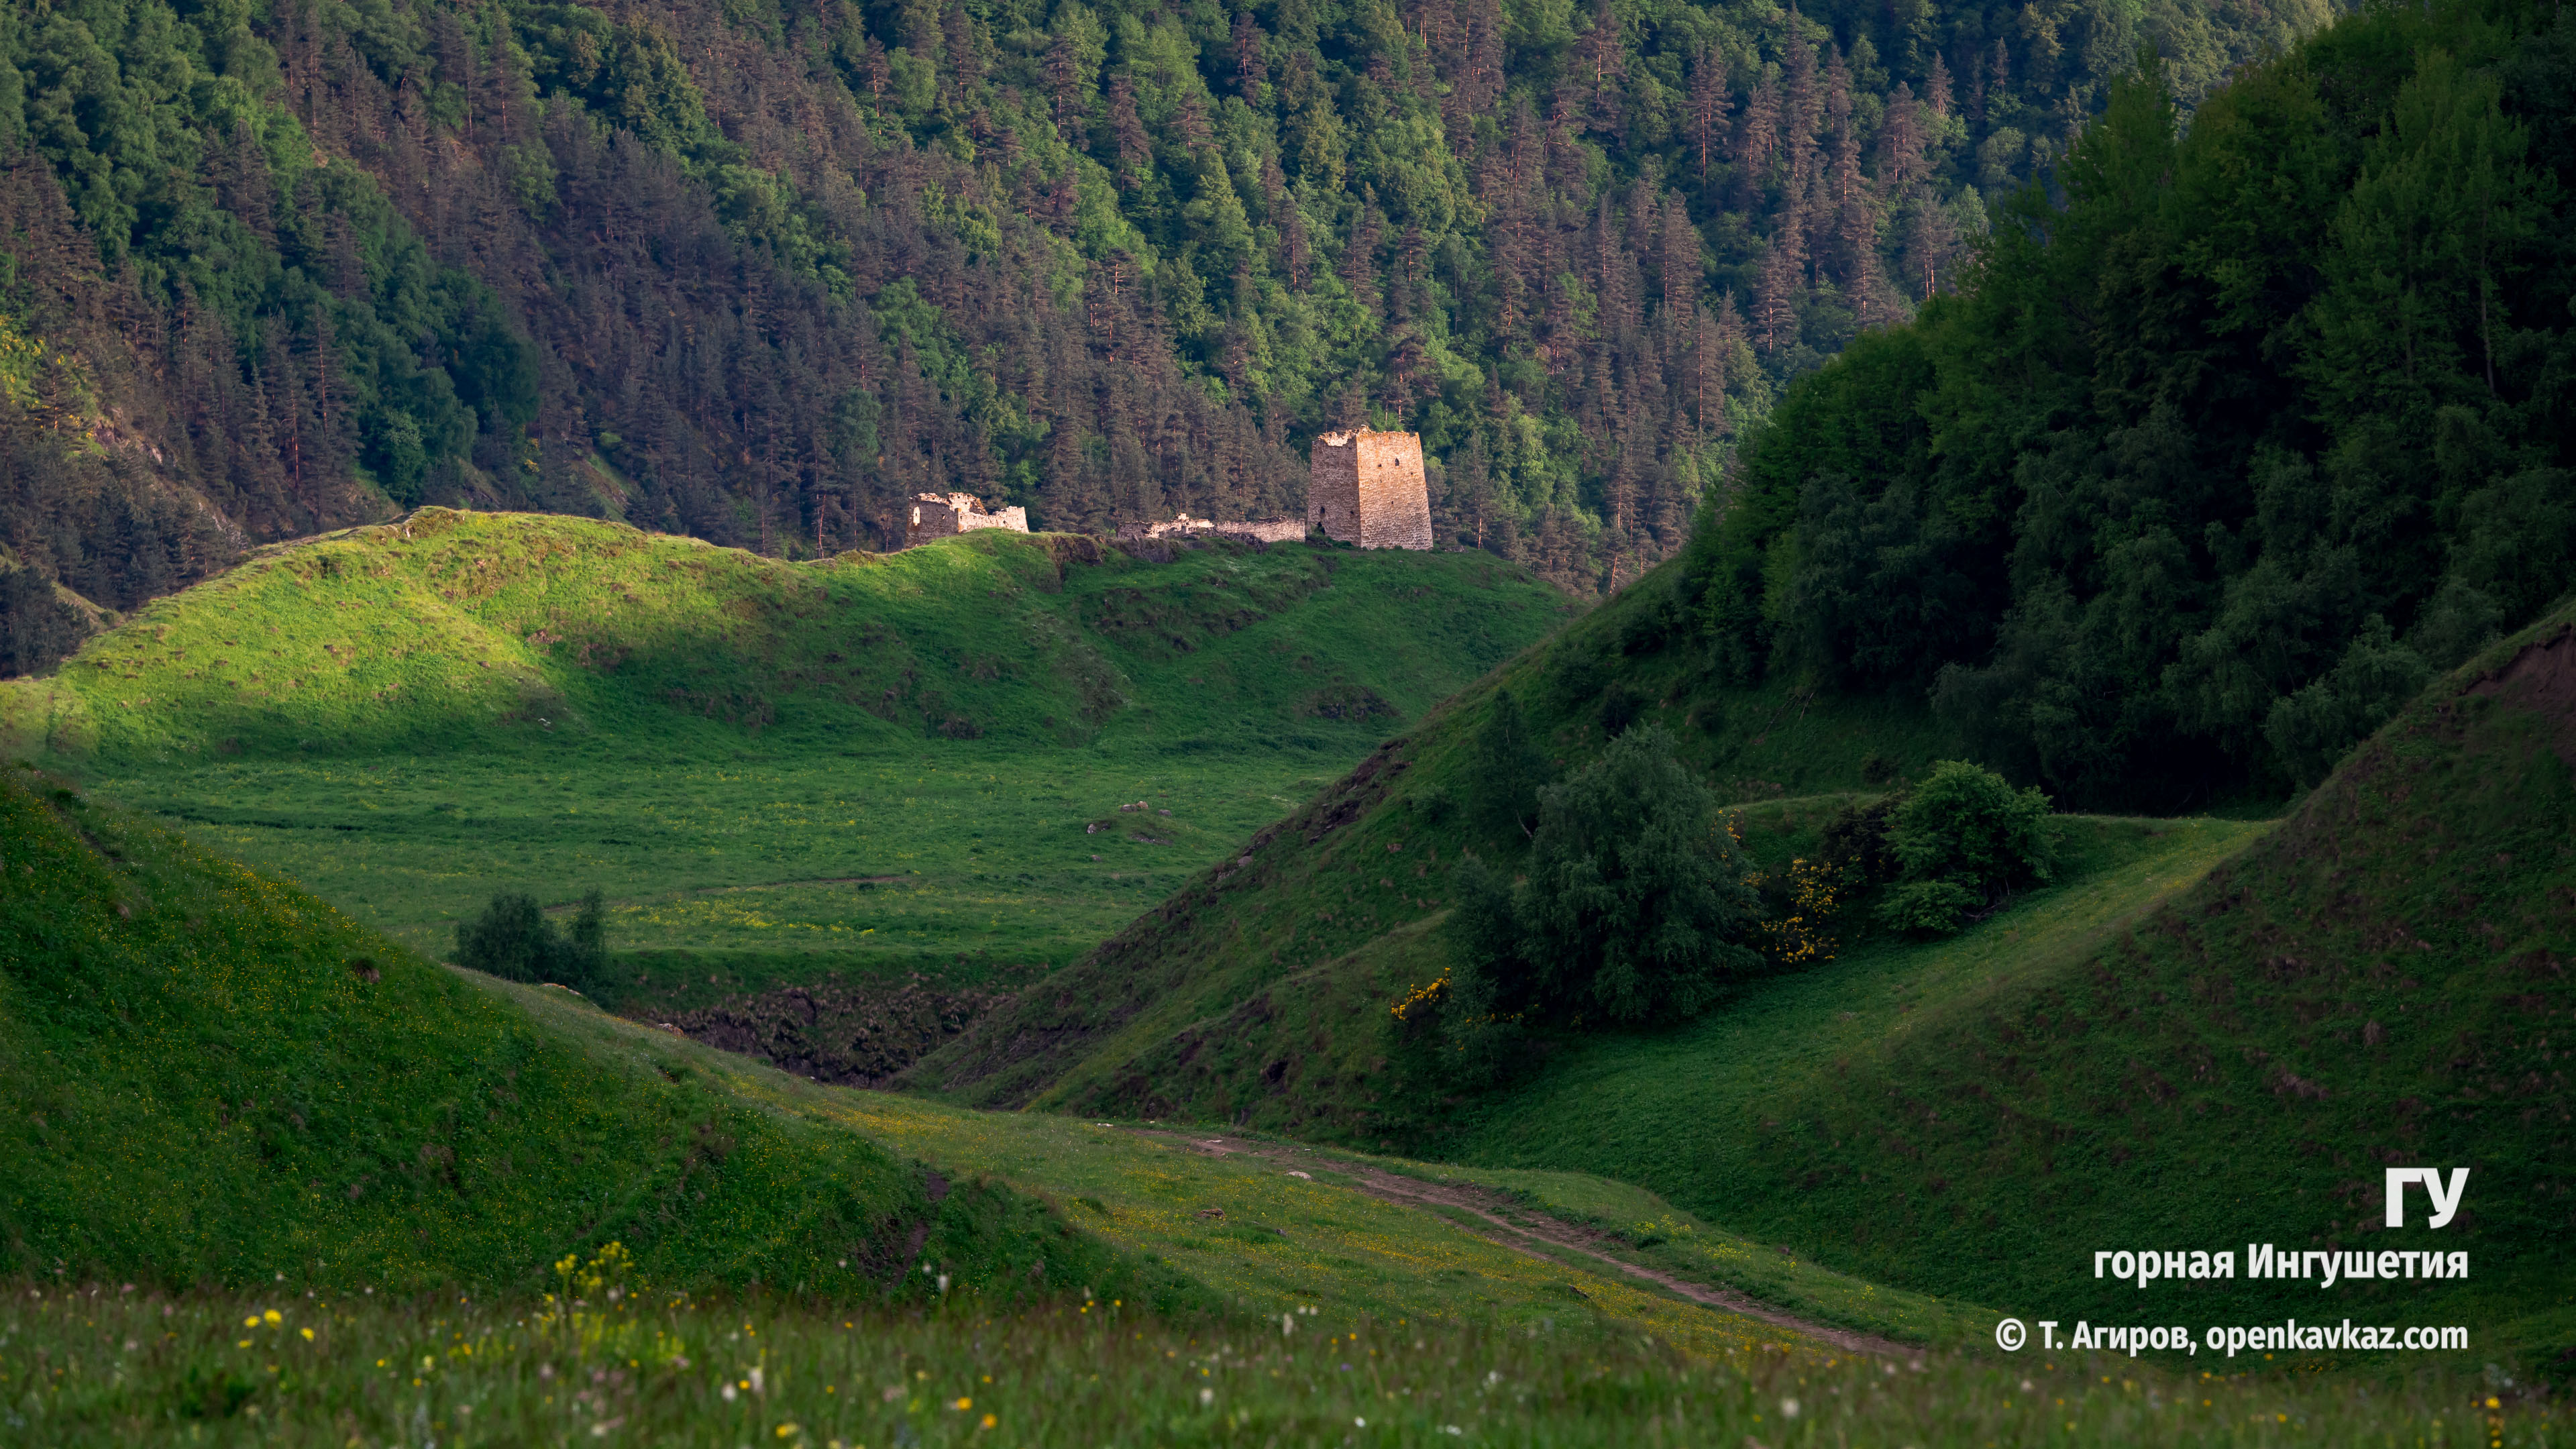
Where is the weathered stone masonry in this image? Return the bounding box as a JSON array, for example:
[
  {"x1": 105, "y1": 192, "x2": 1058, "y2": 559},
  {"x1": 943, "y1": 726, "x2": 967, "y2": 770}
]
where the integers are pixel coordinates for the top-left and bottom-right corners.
[
  {"x1": 1118, "y1": 514, "x2": 1310, "y2": 545},
  {"x1": 1307, "y1": 429, "x2": 1432, "y2": 549},
  {"x1": 906, "y1": 492, "x2": 1028, "y2": 547},
  {"x1": 900, "y1": 431, "x2": 1430, "y2": 552}
]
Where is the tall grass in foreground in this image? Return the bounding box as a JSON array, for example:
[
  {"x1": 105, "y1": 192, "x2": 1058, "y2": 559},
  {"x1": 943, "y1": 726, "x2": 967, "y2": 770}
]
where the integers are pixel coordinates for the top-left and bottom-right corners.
[{"x1": 0, "y1": 1281, "x2": 2552, "y2": 1446}]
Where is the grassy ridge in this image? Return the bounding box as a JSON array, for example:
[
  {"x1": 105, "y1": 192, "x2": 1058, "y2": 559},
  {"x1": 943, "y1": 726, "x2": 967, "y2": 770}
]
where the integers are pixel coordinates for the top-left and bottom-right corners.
[
  {"x1": 1, "y1": 508, "x2": 1569, "y2": 761},
  {"x1": 1, "y1": 509, "x2": 1570, "y2": 1000},
  {"x1": 0, "y1": 767, "x2": 1190, "y2": 1310}
]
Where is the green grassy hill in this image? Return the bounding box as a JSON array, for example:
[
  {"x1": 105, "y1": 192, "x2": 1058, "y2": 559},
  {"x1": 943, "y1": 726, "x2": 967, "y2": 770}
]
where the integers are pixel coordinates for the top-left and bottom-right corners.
[
  {"x1": 4, "y1": 759, "x2": 2527, "y2": 1444},
  {"x1": 0, "y1": 764, "x2": 1190, "y2": 1308},
  {"x1": 0, "y1": 508, "x2": 1568, "y2": 763},
  {"x1": 1449, "y1": 602, "x2": 2576, "y2": 1352},
  {"x1": 897, "y1": 559, "x2": 1955, "y2": 1122},
  {"x1": 908, "y1": 582, "x2": 2576, "y2": 1364},
  {"x1": 0, "y1": 509, "x2": 1570, "y2": 1020}
]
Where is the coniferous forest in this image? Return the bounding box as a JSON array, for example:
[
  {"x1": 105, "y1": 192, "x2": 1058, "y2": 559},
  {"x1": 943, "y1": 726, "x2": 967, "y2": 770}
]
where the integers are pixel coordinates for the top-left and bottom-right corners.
[
  {"x1": 1686, "y1": 0, "x2": 2576, "y2": 806},
  {"x1": 0, "y1": 0, "x2": 2317, "y2": 667}
]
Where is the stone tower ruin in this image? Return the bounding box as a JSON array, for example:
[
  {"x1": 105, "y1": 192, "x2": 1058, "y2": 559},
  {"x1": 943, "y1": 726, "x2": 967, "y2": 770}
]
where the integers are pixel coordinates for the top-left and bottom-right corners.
[
  {"x1": 1308, "y1": 430, "x2": 1432, "y2": 550},
  {"x1": 904, "y1": 492, "x2": 1028, "y2": 547}
]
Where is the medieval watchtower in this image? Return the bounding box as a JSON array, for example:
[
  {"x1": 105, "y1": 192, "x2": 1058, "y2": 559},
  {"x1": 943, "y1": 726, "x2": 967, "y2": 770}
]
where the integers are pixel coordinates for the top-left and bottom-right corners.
[{"x1": 1308, "y1": 429, "x2": 1432, "y2": 549}]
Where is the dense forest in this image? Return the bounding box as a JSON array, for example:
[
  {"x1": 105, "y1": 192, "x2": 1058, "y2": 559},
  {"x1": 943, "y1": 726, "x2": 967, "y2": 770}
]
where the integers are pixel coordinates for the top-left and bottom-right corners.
[
  {"x1": 0, "y1": 0, "x2": 2317, "y2": 670},
  {"x1": 1685, "y1": 0, "x2": 2576, "y2": 806}
]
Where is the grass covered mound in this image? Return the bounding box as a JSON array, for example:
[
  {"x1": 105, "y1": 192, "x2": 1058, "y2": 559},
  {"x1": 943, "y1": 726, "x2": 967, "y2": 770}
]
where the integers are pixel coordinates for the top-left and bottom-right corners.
[
  {"x1": 0, "y1": 508, "x2": 1569, "y2": 762},
  {"x1": 0, "y1": 767, "x2": 1190, "y2": 1309},
  {"x1": 0, "y1": 509, "x2": 1570, "y2": 1002},
  {"x1": 1456, "y1": 604, "x2": 2576, "y2": 1351}
]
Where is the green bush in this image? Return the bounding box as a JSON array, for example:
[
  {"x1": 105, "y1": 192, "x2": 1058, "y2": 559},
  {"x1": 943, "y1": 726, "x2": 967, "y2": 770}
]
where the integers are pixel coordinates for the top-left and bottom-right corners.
[
  {"x1": 1872, "y1": 761, "x2": 2055, "y2": 935},
  {"x1": 454, "y1": 888, "x2": 608, "y2": 993},
  {"x1": 1450, "y1": 727, "x2": 1764, "y2": 1035}
]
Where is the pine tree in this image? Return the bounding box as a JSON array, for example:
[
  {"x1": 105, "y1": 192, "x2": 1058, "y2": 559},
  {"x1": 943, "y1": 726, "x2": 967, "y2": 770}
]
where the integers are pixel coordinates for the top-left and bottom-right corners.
[
  {"x1": 1735, "y1": 72, "x2": 1781, "y2": 208},
  {"x1": 1106, "y1": 76, "x2": 1151, "y2": 185},
  {"x1": 1232, "y1": 11, "x2": 1266, "y2": 102},
  {"x1": 1689, "y1": 50, "x2": 1727, "y2": 182},
  {"x1": 1467, "y1": 689, "x2": 1550, "y2": 841},
  {"x1": 1753, "y1": 237, "x2": 1798, "y2": 354}
]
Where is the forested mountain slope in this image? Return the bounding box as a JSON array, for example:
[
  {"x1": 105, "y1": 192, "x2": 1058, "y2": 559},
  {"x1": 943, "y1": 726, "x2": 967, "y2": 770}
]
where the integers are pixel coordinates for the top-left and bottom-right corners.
[
  {"x1": 1690, "y1": 0, "x2": 2576, "y2": 806},
  {"x1": 0, "y1": 0, "x2": 2316, "y2": 670}
]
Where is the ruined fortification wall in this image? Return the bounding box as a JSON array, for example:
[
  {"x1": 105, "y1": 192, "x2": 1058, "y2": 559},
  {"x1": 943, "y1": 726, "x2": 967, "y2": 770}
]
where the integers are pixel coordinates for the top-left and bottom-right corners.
[
  {"x1": 906, "y1": 492, "x2": 1026, "y2": 547},
  {"x1": 1218, "y1": 518, "x2": 1311, "y2": 544},
  {"x1": 1307, "y1": 430, "x2": 1430, "y2": 549},
  {"x1": 1120, "y1": 515, "x2": 1309, "y2": 545},
  {"x1": 955, "y1": 503, "x2": 1028, "y2": 533},
  {"x1": 1154, "y1": 517, "x2": 1307, "y2": 543},
  {"x1": 906, "y1": 497, "x2": 958, "y2": 545}
]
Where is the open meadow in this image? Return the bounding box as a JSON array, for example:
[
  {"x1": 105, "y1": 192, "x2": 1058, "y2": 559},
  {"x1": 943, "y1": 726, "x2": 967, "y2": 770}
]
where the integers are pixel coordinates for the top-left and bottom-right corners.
[
  {"x1": 7, "y1": 513, "x2": 1572, "y2": 1014},
  {"x1": 10, "y1": 1278, "x2": 2550, "y2": 1448},
  {"x1": 82, "y1": 742, "x2": 1350, "y2": 1014}
]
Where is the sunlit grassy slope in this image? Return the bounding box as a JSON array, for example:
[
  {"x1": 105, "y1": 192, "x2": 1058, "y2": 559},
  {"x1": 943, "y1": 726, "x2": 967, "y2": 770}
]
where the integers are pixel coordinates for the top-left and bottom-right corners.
[
  {"x1": 0, "y1": 767, "x2": 1191, "y2": 1309},
  {"x1": 0, "y1": 509, "x2": 1571, "y2": 1000}
]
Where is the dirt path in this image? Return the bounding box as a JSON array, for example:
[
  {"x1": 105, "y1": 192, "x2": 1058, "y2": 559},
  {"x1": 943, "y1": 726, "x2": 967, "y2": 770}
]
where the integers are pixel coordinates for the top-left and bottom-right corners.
[{"x1": 1138, "y1": 1128, "x2": 1919, "y2": 1360}]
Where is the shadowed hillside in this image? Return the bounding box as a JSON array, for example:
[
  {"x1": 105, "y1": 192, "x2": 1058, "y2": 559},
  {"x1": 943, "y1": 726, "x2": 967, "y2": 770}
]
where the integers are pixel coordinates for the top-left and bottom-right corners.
[
  {"x1": 908, "y1": 590, "x2": 2576, "y2": 1360},
  {"x1": 896, "y1": 556, "x2": 1940, "y2": 1122},
  {"x1": 0, "y1": 765, "x2": 1195, "y2": 1307}
]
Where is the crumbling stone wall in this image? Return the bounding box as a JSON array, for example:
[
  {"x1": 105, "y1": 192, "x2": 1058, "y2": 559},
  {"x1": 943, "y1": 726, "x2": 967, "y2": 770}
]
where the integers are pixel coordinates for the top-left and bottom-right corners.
[
  {"x1": 906, "y1": 492, "x2": 1028, "y2": 547},
  {"x1": 1122, "y1": 515, "x2": 1309, "y2": 545},
  {"x1": 1307, "y1": 430, "x2": 1431, "y2": 549}
]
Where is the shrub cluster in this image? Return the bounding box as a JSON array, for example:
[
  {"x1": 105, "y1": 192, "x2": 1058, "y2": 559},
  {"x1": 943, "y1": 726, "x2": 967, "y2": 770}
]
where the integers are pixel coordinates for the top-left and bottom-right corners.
[
  {"x1": 454, "y1": 889, "x2": 609, "y2": 994},
  {"x1": 1444, "y1": 727, "x2": 1764, "y2": 1073},
  {"x1": 1828, "y1": 761, "x2": 2055, "y2": 936}
]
